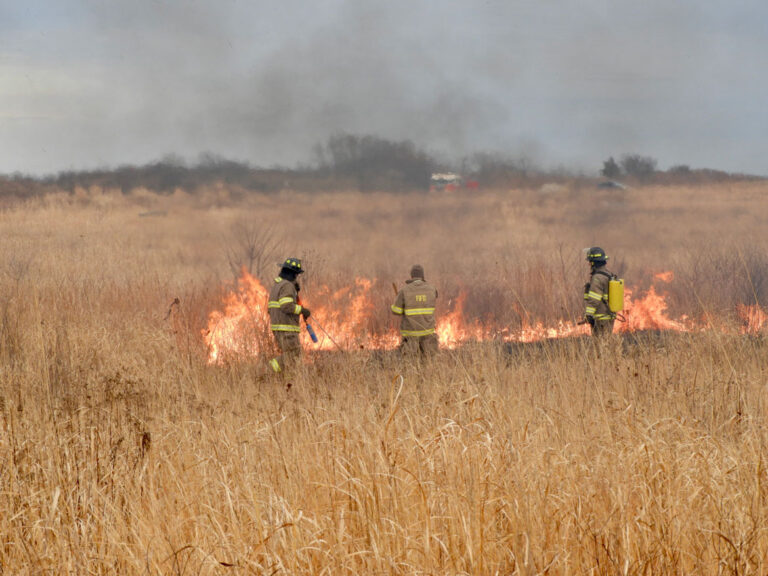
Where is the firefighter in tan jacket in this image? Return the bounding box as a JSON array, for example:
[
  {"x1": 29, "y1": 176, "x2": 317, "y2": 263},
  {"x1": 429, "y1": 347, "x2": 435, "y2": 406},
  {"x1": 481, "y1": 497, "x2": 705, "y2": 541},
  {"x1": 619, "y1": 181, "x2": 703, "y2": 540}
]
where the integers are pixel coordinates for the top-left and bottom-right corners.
[
  {"x1": 584, "y1": 247, "x2": 615, "y2": 337},
  {"x1": 391, "y1": 264, "x2": 438, "y2": 355},
  {"x1": 268, "y1": 258, "x2": 310, "y2": 372}
]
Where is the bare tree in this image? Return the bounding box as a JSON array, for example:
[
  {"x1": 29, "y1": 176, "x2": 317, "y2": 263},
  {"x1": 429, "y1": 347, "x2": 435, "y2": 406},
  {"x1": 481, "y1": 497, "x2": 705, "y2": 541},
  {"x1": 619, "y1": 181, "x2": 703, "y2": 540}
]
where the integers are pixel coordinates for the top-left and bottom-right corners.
[{"x1": 225, "y1": 219, "x2": 283, "y2": 281}]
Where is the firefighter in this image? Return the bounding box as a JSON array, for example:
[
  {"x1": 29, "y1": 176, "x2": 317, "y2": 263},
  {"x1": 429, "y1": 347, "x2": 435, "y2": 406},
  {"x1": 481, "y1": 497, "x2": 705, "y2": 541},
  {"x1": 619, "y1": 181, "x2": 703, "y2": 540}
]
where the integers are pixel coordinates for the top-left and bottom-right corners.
[
  {"x1": 391, "y1": 264, "x2": 438, "y2": 356},
  {"x1": 583, "y1": 247, "x2": 615, "y2": 337},
  {"x1": 268, "y1": 258, "x2": 310, "y2": 373}
]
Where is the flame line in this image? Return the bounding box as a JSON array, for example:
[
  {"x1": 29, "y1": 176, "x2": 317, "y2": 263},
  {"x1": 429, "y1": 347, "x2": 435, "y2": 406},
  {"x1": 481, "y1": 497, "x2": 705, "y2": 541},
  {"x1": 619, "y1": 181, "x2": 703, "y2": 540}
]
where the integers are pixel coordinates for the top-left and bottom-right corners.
[{"x1": 203, "y1": 270, "x2": 764, "y2": 362}]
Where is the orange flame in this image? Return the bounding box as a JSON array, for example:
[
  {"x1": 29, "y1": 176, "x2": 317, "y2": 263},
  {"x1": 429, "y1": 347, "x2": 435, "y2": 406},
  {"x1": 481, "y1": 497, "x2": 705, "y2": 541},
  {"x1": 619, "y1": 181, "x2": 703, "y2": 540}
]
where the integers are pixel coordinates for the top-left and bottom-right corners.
[
  {"x1": 619, "y1": 285, "x2": 690, "y2": 332},
  {"x1": 737, "y1": 304, "x2": 767, "y2": 334},
  {"x1": 512, "y1": 319, "x2": 590, "y2": 342},
  {"x1": 202, "y1": 269, "x2": 758, "y2": 362},
  {"x1": 203, "y1": 270, "x2": 270, "y2": 363},
  {"x1": 437, "y1": 293, "x2": 486, "y2": 349},
  {"x1": 301, "y1": 278, "x2": 398, "y2": 350}
]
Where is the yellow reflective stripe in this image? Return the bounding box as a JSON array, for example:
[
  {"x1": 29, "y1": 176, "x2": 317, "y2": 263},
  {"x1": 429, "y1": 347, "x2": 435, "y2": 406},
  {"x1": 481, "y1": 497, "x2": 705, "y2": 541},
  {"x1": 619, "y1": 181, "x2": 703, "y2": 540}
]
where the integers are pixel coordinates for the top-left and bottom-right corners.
[
  {"x1": 391, "y1": 305, "x2": 404, "y2": 315},
  {"x1": 268, "y1": 301, "x2": 281, "y2": 308},
  {"x1": 294, "y1": 304, "x2": 302, "y2": 315},
  {"x1": 593, "y1": 314, "x2": 614, "y2": 320},
  {"x1": 587, "y1": 291, "x2": 603, "y2": 300},
  {"x1": 269, "y1": 358, "x2": 281, "y2": 372},
  {"x1": 274, "y1": 277, "x2": 282, "y2": 283},
  {"x1": 404, "y1": 307, "x2": 435, "y2": 316},
  {"x1": 278, "y1": 296, "x2": 295, "y2": 305},
  {"x1": 401, "y1": 328, "x2": 436, "y2": 337},
  {"x1": 271, "y1": 324, "x2": 301, "y2": 332},
  {"x1": 585, "y1": 306, "x2": 596, "y2": 314}
]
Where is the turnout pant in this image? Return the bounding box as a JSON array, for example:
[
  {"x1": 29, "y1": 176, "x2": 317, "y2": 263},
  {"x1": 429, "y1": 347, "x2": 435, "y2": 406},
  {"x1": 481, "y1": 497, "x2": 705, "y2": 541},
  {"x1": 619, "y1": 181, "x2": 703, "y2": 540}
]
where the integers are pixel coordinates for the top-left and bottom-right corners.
[
  {"x1": 399, "y1": 333, "x2": 438, "y2": 357},
  {"x1": 270, "y1": 331, "x2": 301, "y2": 372},
  {"x1": 591, "y1": 319, "x2": 615, "y2": 338}
]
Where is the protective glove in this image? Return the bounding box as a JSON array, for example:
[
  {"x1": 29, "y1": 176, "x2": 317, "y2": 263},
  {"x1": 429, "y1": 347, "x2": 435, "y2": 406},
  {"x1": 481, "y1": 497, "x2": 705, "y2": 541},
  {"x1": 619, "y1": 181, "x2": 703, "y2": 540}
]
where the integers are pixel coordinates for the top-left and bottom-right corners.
[
  {"x1": 586, "y1": 315, "x2": 595, "y2": 327},
  {"x1": 300, "y1": 307, "x2": 311, "y2": 320}
]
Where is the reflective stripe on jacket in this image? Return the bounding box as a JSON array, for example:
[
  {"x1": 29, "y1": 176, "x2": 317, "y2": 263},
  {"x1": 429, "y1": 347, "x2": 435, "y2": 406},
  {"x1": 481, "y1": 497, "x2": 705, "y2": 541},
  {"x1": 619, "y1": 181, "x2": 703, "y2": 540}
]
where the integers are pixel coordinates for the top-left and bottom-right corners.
[
  {"x1": 268, "y1": 277, "x2": 302, "y2": 332},
  {"x1": 391, "y1": 279, "x2": 438, "y2": 337},
  {"x1": 584, "y1": 266, "x2": 615, "y2": 321}
]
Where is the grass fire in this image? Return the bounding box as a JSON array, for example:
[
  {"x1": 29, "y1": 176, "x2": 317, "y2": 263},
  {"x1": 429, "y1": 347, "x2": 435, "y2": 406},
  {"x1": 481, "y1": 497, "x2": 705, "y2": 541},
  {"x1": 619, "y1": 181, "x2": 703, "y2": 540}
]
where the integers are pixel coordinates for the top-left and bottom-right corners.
[
  {"x1": 204, "y1": 268, "x2": 767, "y2": 363},
  {"x1": 1, "y1": 181, "x2": 768, "y2": 574}
]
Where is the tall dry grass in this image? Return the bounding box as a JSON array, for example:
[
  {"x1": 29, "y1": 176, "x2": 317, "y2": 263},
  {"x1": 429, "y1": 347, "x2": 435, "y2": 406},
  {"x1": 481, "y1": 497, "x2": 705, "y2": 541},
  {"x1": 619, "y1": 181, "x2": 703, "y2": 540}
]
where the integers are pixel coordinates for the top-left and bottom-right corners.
[{"x1": 0, "y1": 181, "x2": 767, "y2": 574}]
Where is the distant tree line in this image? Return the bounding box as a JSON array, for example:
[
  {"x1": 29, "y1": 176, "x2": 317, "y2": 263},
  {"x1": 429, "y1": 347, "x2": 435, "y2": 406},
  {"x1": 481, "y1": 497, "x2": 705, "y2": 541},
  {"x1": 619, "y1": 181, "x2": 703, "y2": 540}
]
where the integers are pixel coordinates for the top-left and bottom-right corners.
[
  {"x1": 313, "y1": 134, "x2": 436, "y2": 191},
  {"x1": 0, "y1": 137, "x2": 440, "y2": 197},
  {"x1": 600, "y1": 154, "x2": 757, "y2": 184},
  {"x1": 0, "y1": 136, "x2": 762, "y2": 199}
]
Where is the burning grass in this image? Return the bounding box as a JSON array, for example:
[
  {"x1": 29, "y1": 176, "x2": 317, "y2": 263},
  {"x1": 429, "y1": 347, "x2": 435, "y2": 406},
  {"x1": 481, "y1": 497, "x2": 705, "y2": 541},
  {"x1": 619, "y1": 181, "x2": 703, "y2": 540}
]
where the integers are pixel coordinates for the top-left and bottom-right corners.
[
  {"x1": 1, "y1": 182, "x2": 768, "y2": 573},
  {"x1": 203, "y1": 268, "x2": 768, "y2": 363}
]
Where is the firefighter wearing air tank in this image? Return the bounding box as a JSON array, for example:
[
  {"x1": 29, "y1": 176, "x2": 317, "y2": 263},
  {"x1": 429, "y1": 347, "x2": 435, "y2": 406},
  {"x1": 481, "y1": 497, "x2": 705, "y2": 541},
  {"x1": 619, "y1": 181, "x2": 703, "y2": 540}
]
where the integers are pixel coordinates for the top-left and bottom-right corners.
[
  {"x1": 268, "y1": 258, "x2": 310, "y2": 373},
  {"x1": 583, "y1": 247, "x2": 619, "y2": 337},
  {"x1": 391, "y1": 264, "x2": 438, "y2": 355}
]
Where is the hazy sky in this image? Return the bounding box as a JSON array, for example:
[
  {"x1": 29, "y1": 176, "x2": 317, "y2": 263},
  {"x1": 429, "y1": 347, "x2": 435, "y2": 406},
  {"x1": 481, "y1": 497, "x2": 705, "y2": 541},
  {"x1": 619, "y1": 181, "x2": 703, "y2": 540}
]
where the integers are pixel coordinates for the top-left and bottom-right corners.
[{"x1": 2, "y1": 0, "x2": 767, "y2": 175}]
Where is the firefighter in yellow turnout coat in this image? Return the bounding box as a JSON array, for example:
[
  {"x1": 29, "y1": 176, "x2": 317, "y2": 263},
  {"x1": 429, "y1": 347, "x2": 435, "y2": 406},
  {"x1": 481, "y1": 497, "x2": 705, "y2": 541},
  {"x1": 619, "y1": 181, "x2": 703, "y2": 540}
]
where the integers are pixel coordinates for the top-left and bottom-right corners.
[
  {"x1": 584, "y1": 247, "x2": 616, "y2": 337},
  {"x1": 268, "y1": 258, "x2": 310, "y2": 372},
  {"x1": 391, "y1": 264, "x2": 438, "y2": 355}
]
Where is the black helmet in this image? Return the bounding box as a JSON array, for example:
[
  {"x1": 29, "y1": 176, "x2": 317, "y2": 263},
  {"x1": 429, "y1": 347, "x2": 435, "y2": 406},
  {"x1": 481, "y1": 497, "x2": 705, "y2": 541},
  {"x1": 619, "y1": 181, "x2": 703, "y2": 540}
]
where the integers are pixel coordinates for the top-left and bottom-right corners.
[
  {"x1": 586, "y1": 247, "x2": 608, "y2": 264},
  {"x1": 281, "y1": 257, "x2": 304, "y2": 274}
]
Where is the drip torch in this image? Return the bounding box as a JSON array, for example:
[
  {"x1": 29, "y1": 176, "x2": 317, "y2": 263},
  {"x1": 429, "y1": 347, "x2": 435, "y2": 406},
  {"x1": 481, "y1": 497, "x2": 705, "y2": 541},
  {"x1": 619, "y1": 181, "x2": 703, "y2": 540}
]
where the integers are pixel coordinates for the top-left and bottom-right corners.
[{"x1": 298, "y1": 297, "x2": 318, "y2": 343}]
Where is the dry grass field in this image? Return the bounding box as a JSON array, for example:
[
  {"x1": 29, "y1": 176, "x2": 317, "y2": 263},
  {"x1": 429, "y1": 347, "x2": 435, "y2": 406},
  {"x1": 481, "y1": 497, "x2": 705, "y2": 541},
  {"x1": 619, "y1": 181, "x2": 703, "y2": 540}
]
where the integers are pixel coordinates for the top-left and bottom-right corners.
[{"x1": 1, "y1": 181, "x2": 768, "y2": 574}]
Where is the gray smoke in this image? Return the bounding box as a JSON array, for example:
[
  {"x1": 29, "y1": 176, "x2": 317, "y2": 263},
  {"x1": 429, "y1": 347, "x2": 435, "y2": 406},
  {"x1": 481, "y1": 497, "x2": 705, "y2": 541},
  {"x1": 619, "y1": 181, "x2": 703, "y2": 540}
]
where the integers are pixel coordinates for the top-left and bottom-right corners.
[{"x1": 1, "y1": 0, "x2": 767, "y2": 174}]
